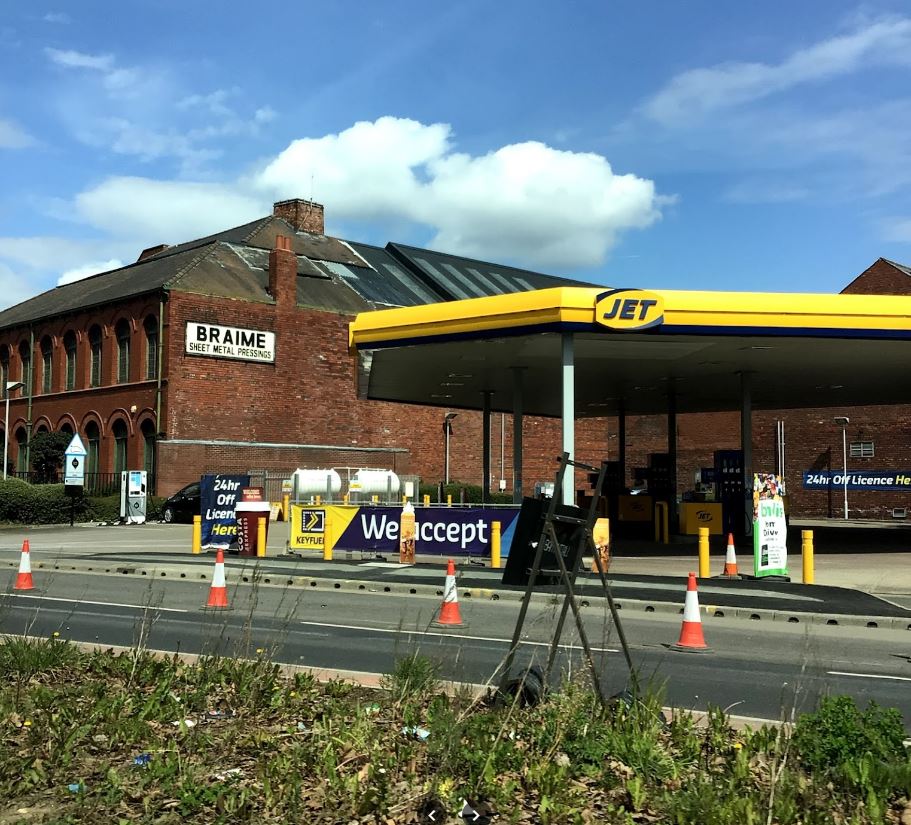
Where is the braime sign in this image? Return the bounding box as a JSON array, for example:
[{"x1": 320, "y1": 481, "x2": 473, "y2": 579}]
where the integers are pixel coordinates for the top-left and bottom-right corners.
[
  {"x1": 185, "y1": 322, "x2": 275, "y2": 363},
  {"x1": 594, "y1": 289, "x2": 665, "y2": 331}
]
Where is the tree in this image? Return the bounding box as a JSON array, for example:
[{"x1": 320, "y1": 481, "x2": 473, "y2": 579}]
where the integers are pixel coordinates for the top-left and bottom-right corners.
[{"x1": 30, "y1": 431, "x2": 72, "y2": 484}]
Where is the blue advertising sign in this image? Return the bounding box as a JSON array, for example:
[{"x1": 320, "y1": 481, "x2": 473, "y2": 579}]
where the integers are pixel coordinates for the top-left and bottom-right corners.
[
  {"x1": 201, "y1": 473, "x2": 251, "y2": 547},
  {"x1": 337, "y1": 506, "x2": 521, "y2": 556},
  {"x1": 803, "y1": 470, "x2": 911, "y2": 491}
]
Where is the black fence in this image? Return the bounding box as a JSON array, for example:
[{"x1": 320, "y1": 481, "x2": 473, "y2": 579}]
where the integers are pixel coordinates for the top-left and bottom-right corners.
[{"x1": 5, "y1": 471, "x2": 153, "y2": 497}]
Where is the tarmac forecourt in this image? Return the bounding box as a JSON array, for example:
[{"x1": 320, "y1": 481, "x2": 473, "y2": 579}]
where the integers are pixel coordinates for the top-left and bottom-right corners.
[{"x1": 4, "y1": 546, "x2": 910, "y2": 630}]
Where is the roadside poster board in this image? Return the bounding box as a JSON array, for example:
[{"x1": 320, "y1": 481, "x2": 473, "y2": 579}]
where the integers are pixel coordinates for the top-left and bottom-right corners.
[
  {"x1": 201, "y1": 473, "x2": 251, "y2": 548},
  {"x1": 753, "y1": 473, "x2": 788, "y2": 578},
  {"x1": 289, "y1": 504, "x2": 519, "y2": 556}
]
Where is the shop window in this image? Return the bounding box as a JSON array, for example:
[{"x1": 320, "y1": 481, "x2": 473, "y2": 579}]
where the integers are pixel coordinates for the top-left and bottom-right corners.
[
  {"x1": 144, "y1": 316, "x2": 158, "y2": 380},
  {"x1": 849, "y1": 441, "x2": 874, "y2": 459},
  {"x1": 64, "y1": 331, "x2": 77, "y2": 390},
  {"x1": 85, "y1": 421, "x2": 100, "y2": 475},
  {"x1": 41, "y1": 336, "x2": 53, "y2": 394},
  {"x1": 116, "y1": 320, "x2": 130, "y2": 384},
  {"x1": 113, "y1": 419, "x2": 128, "y2": 475},
  {"x1": 89, "y1": 326, "x2": 102, "y2": 387},
  {"x1": 18, "y1": 341, "x2": 31, "y2": 393}
]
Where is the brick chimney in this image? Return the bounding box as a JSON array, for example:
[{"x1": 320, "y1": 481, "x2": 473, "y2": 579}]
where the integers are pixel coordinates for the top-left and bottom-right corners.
[
  {"x1": 272, "y1": 198, "x2": 324, "y2": 234},
  {"x1": 268, "y1": 235, "x2": 297, "y2": 308}
]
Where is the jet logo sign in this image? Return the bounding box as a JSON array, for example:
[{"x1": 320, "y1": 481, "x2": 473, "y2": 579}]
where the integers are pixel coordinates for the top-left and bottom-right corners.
[{"x1": 595, "y1": 289, "x2": 665, "y2": 331}]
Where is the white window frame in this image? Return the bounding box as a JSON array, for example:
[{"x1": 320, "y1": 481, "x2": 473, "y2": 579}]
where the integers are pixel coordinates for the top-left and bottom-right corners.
[{"x1": 849, "y1": 441, "x2": 874, "y2": 459}]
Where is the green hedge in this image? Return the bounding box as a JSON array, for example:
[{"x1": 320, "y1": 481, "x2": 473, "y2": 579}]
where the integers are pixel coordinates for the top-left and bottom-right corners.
[
  {"x1": 418, "y1": 481, "x2": 513, "y2": 505},
  {"x1": 0, "y1": 478, "x2": 165, "y2": 524}
]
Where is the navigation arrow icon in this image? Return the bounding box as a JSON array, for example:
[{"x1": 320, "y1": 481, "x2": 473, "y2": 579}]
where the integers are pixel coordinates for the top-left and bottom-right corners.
[{"x1": 460, "y1": 800, "x2": 481, "y2": 821}]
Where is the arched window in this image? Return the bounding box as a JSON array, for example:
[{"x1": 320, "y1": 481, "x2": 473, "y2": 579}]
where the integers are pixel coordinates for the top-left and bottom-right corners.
[
  {"x1": 0, "y1": 345, "x2": 8, "y2": 396},
  {"x1": 113, "y1": 419, "x2": 128, "y2": 475},
  {"x1": 85, "y1": 421, "x2": 100, "y2": 476},
  {"x1": 15, "y1": 426, "x2": 27, "y2": 473},
  {"x1": 59, "y1": 421, "x2": 74, "y2": 435},
  {"x1": 18, "y1": 341, "x2": 31, "y2": 393},
  {"x1": 89, "y1": 326, "x2": 102, "y2": 387},
  {"x1": 40, "y1": 336, "x2": 53, "y2": 394},
  {"x1": 141, "y1": 418, "x2": 156, "y2": 483},
  {"x1": 35, "y1": 423, "x2": 49, "y2": 435},
  {"x1": 64, "y1": 331, "x2": 77, "y2": 391},
  {"x1": 144, "y1": 316, "x2": 158, "y2": 380},
  {"x1": 116, "y1": 320, "x2": 130, "y2": 384}
]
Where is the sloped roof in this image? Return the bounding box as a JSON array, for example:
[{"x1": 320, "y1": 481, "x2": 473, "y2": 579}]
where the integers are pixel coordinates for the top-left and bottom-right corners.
[
  {"x1": 0, "y1": 212, "x2": 599, "y2": 331},
  {"x1": 882, "y1": 257, "x2": 911, "y2": 278}
]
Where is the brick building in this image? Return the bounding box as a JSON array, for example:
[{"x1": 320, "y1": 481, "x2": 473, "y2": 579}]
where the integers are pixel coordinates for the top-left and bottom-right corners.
[
  {"x1": 0, "y1": 199, "x2": 598, "y2": 497},
  {"x1": 0, "y1": 201, "x2": 908, "y2": 521}
]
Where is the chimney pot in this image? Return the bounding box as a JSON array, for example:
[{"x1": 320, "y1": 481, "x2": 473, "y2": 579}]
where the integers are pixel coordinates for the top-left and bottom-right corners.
[{"x1": 272, "y1": 198, "x2": 325, "y2": 235}]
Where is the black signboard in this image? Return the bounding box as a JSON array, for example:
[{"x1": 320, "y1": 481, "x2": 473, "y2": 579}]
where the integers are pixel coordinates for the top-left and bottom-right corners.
[{"x1": 502, "y1": 497, "x2": 587, "y2": 587}]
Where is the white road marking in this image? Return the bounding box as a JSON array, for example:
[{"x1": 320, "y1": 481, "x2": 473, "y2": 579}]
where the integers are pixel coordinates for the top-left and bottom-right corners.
[
  {"x1": 827, "y1": 670, "x2": 911, "y2": 683},
  {"x1": 6, "y1": 593, "x2": 189, "y2": 613},
  {"x1": 300, "y1": 620, "x2": 618, "y2": 653}
]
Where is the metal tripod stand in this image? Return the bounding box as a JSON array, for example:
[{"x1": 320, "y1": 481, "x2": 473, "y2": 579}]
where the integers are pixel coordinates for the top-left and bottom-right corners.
[{"x1": 499, "y1": 452, "x2": 636, "y2": 707}]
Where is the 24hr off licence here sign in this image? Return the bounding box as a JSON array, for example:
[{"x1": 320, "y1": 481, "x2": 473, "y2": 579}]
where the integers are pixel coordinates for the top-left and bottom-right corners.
[{"x1": 185, "y1": 322, "x2": 275, "y2": 363}]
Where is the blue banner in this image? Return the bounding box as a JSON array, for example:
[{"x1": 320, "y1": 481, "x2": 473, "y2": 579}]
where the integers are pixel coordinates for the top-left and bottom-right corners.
[
  {"x1": 201, "y1": 474, "x2": 251, "y2": 547},
  {"x1": 803, "y1": 470, "x2": 911, "y2": 491},
  {"x1": 334, "y1": 506, "x2": 521, "y2": 556}
]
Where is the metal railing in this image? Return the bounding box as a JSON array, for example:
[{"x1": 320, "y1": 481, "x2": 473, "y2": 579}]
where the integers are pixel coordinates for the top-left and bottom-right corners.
[{"x1": 5, "y1": 470, "x2": 154, "y2": 496}]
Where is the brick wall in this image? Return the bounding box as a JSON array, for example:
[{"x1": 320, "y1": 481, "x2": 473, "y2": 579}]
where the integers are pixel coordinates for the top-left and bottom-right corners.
[
  {"x1": 841, "y1": 259, "x2": 911, "y2": 295},
  {"x1": 0, "y1": 294, "x2": 162, "y2": 477}
]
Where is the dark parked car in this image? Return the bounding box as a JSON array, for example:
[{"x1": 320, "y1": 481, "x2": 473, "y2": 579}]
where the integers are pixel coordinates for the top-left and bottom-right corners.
[{"x1": 161, "y1": 481, "x2": 200, "y2": 523}]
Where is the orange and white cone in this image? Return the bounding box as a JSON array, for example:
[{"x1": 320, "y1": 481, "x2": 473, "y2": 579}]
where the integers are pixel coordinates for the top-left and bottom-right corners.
[
  {"x1": 722, "y1": 533, "x2": 740, "y2": 578},
  {"x1": 205, "y1": 548, "x2": 230, "y2": 609},
  {"x1": 671, "y1": 572, "x2": 710, "y2": 652},
  {"x1": 433, "y1": 559, "x2": 464, "y2": 627},
  {"x1": 14, "y1": 539, "x2": 34, "y2": 591}
]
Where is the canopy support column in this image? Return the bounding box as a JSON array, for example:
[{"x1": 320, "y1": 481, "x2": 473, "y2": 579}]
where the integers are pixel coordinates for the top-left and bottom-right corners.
[
  {"x1": 618, "y1": 401, "x2": 626, "y2": 487},
  {"x1": 482, "y1": 390, "x2": 492, "y2": 505},
  {"x1": 512, "y1": 368, "x2": 524, "y2": 504},
  {"x1": 741, "y1": 371, "x2": 753, "y2": 537},
  {"x1": 667, "y1": 386, "x2": 678, "y2": 534},
  {"x1": 561, "y1": 333, "x2": 575, "y2": 506}
]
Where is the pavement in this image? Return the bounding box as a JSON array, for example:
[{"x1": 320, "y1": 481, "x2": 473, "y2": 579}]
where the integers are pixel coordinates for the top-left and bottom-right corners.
[{"x1": 2, "y1": 521, "x2": 911, "y2": 625}]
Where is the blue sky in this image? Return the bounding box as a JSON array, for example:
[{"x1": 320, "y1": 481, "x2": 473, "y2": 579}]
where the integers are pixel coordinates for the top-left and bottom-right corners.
[{"x1": 1, "y1": 0, "x2": 911, "y2": 307}]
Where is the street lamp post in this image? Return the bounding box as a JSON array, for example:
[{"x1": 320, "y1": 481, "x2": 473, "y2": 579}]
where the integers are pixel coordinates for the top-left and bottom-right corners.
[
  {"x1": 4, "y1": 380, "x2": 24, "y2": 480},
  {"x1": 443, "y1": 412, "x2": 458, "y2": 485},
  {"x1": 834, "y1": 416, "x2": 849, "y2": 520}
]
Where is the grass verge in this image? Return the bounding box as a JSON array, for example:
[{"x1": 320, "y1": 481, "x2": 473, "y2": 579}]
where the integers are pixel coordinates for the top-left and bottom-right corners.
[{"x1": 0, "y1": 638, "x2": 909, "y2": 824}]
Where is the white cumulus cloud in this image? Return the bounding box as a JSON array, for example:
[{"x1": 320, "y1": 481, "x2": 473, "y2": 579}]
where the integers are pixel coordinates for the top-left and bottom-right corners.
[
  {"x1": 74, "y1": 177, "x2": 265, "y2": 241},
  {"x1": 45, "y1": 47, "x2": 114, "y2": 71},
  {"x1": 644, "y1": 17, "x2": 911, "y2": 126},
  {"x1": 256, "y1": 117, "x2": 665, "y2": 268},
  {"x1": 57, "y1": 258, "x2": 124, "y2": 285}
]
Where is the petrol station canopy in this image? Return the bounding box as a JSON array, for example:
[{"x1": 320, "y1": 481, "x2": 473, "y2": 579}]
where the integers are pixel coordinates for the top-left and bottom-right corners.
[{"x1": 349, "y1": 287, "x2": 911, "y2": 417}]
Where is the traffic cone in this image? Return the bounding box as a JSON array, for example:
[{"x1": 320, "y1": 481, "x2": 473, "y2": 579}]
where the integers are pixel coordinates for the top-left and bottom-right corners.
[
  {"x1": 14, "y1": 539, "x2": 34, "y2": 591},
  {"x1": 433, "y1": 559, "x2": 464, "y2": 627},
  {"x1": 671, "y1": 572, "x2": 710, "y2": 652},
  {"x1": 204, "y1": 549, "x2": 230, "y2": 609},
  {"x1": 721, "y1": 533, "x2": 740, "y2": 578}
]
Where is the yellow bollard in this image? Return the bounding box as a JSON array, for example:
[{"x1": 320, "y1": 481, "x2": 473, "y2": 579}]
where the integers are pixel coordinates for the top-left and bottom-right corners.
[
  {"x1": 372, "y1": 495, "x2": 379, "y2": 504},
  {"x1": 343, "y1": 493, "x2": 349, "y2": 505},
  {"x1": 323, "y1": 537, "x2": 333, "y2": 562},
  {"x1": 491, "y1": 520, "x2": 501, "y2": 569},
  {"x1": 192, "y1": 515, "x2": 202, "y2": 554},
  {"x1": 423, "y1": 494, "x2": 430, "y2": 507},
  {"x1": 446, "y1": 494, "x2": 452, "y2": 507},
  {"x1": 316, "y1": 495, "x2": 321, "y2": 505},
  {"x1": 698, "y1": 527, "x2": 710, "y2": 578},
  {"x1": 256, "y1": 516, "x2": 267, "y2": 558},
  {"x1": 402, "y1": 494, "x2": 408, "y2": 505},
  {"x1": 802, "y1": 529, "x2": 814, "y2": 584},
  {"x1": 281, "y1": 493, "x2": 290, "y2": 522}
]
